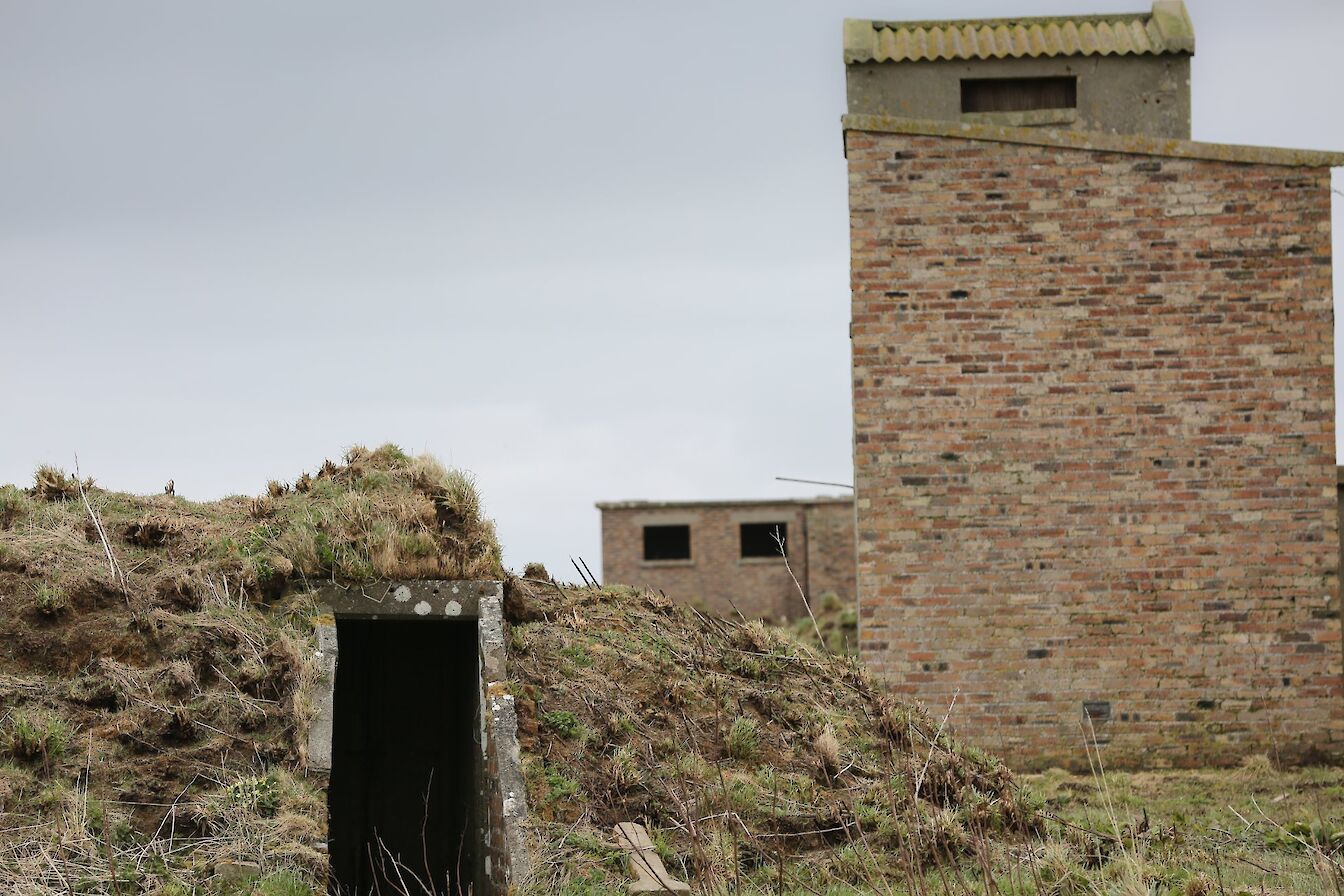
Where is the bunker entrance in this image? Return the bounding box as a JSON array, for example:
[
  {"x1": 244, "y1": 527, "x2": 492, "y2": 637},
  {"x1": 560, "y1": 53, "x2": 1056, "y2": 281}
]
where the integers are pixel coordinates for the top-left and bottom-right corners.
[{"x1": 328, "y1": 618, "x2": 479, "y2": 895}]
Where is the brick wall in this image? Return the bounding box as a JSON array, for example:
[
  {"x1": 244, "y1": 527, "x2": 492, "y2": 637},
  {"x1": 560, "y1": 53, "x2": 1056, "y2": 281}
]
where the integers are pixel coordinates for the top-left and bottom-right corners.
[
  {"x1": 805, "y1": 500, "x2": 857, "y2": 603},
  {"x1": 599, "y1": 500, "x2": 854, "y2": 619},
  {"x1": 847, "y1": 129, "x2": 1342, "y2": 768}
]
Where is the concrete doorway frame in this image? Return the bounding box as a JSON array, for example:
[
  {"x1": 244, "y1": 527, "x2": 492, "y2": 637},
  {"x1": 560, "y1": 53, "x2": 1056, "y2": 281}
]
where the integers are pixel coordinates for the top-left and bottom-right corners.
[{"x1": 307, "y1": 580, "x2": 529, "y2": 895}]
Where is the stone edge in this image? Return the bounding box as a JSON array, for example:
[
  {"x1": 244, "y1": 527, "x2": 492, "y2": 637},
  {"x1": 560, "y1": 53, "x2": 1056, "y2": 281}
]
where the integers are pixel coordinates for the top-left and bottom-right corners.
[
  {"x1": 596, "y1": 495, "x2": 853, "y2": 511},
  {"x1": 841, "y1": 114, "x2": 1344, "y2": 168},
  {"x1": 478, "y1": 589, "x2": 532, "y2": 889}
]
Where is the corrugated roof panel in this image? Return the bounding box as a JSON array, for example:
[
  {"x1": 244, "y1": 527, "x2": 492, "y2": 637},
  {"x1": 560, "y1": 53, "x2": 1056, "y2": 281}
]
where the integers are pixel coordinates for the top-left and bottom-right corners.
[
  {"x1": 1026, "y1": 24, "x2": 1048, "y2": 57},
  {"x1": 1041, "y1": 22, "x2": 1063, "y2": 56},
  {"x1": 1111, "y1": 21, "x2": 1134, "y2": 54},
  {"x1": 976, "y1": 25, "x2": 995, "y2": 57},
  {"x1": 845, "y1": 1, "x2": 1193, "y2": 64},
  {"x1": 1128, "y1": 20, "x2": 1153, "y2": 54},
  {"x1": 1095, "y1": 21, "x2": 1116, "y2": 55},
  {"x1": 1144, "y1": 18, "x2": 1164, "y2": 50},
  {"x1": 879, "y1": 27, "x2": 899, "y2": 62},
  {"x1": 909, "y1": 26, "x2": 926, "y2": 61},
  {"x1": 930, "y1": 26, "x2": 949, "y2": 60},
  {"x1": 1077, "y1": 22, "x2": 1099, "y2": 55},
  {"x1": 959, "y1": 25, "x2": 981, "y2": 59},
  {"x1": 941, "y1": 27, "x2": 958, "y2": 60},
  {"x1": 1059, "y1": 22, "x2": 1081, "y2": 56},
  {"x1": 954, "y1": 28, "x2": 973, "y2": 59}
]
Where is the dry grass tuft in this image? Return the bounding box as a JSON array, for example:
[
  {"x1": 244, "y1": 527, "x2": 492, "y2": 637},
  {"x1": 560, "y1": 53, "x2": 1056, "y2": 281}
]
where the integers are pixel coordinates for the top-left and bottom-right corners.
[
  {"x1": 1234, "y1": 752, "x2": 1276, "y2": 781},
  {"x1": 31, "y1": 465, "x2": 90, "y2": 502},
  {"x1": 522, "y1": 561, "x2": 551, "y2": 582},
  {"x1": 813, "y1": 724, "x2": 842, "y2": 776}
]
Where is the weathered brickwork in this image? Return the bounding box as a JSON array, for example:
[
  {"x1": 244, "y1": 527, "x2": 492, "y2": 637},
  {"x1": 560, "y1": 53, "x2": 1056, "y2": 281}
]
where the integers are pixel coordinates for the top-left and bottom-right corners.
[
  {"x1": 598, "y1": 499, "x2": 854, "y2": 620},
  {"x1": 847, "y1": 129, "x2": 1342, "y2": 769},
  {"x1": 804, "y1": 500, "x2": 857, "y2": 608}
]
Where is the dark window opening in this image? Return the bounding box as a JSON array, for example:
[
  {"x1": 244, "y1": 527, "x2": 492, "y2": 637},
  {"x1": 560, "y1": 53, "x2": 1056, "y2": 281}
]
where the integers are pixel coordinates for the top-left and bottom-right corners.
[
  {"x1": 740, "y1": 522, "x2": 787, "y2": 558},
  {"x1": 329, "y1": 619, "x2": 479, "y2": 896},
  {"x1": 961, "y1": 77, "x2": 1077, "y2": 114},
  {"x1": 643, "y1": 525, "x2": 690, "y2": 561}
]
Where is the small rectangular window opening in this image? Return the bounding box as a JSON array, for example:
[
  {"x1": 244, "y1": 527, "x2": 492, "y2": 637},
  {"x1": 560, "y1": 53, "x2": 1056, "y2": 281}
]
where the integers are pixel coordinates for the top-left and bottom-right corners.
[
  {"x1": 740, "y1": 522, "x2": 787, "y2": 559},
  {"x1": 961, "y1": 76, "x2": 1077, "y2": 114},
  {"x1": 643, "y1": 525, "x2": 690, "y2": 561}
]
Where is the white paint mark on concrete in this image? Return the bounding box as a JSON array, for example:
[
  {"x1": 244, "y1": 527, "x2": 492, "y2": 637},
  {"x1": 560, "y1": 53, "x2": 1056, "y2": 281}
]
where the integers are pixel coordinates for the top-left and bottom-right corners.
[
  {"x1": 451, "y1": 585, "x2": 460, "y2": 594},
  {"x1": 394, "y1": 585, "x2": 412, "y2": 603},
  {"x1": 445, "y1": 599, "x2": 462, "y2": 616},
  {"x1": 413, "y1": 600, "x2": 431, "y2": 616},
  {"x1": 504, "y1": 796, "x2": 517, "y2": 816}
]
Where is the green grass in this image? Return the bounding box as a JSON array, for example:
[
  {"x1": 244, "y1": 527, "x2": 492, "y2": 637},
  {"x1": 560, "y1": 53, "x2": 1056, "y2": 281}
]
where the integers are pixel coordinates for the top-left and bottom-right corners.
[
  {"x1": 32, "y1": 582, "x2": 68, "y2": 615},
  {"x1": 558, "y1": 645, "x2": 593, "y2": 668},
  {"x1": 0, "y1": 484, "x2": 30, "y2": 528},
  {"x1": 726, "y1": 716, "x2": 760, "y2": 762},
  {"x1": 255, "y1": 870, "x2": 314, "y2": 896},
  {"x1": 545, "y1": 765, "x2": 581, "y2": 803},
  {"x1": 1022, "y1": 760, "x2": 1344, "y2": 895},
  {"x1": 2, "y1": 711, "x2": 69, "y2": 763},
  {"x1": 543, "y1": 711, "x2": 584, "y2": 739}
]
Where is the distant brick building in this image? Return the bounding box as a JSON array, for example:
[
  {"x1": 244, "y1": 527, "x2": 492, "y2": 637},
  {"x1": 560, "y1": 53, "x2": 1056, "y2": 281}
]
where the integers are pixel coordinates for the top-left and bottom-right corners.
[
  {"x1": 597, "y1": 498, "x2": 854, "y2": 620},
  {"x1": 845, "y1": 2, "x2": 1344, "y2": 767}
]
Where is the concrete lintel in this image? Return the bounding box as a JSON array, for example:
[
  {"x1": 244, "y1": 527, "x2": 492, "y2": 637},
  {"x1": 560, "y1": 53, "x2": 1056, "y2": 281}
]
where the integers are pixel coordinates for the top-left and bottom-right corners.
[
  {"x1": 316, "y1": 579, "x2": 502, "y2": 620},
  {"x1": 596, "y1": 495, "x2": 853, "y2": 512},
  {"x1": 841, "y1": 114, "x2": 1344, "y2": 168}
]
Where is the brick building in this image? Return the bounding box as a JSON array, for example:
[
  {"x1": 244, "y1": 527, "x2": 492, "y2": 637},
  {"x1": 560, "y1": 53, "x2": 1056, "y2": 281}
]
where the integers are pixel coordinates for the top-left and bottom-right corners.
[
  {"x1": 597, "y1": 497, "x2": 854, "y2": 620},
  {"x1": 845, "y1": 2, "x2": 1344, "y2": 767}
]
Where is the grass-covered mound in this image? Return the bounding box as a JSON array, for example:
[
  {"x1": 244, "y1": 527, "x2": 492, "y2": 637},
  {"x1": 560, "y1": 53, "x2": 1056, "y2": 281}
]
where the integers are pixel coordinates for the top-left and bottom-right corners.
[
  {"x1": 0, "y1": 445, "x2": 500, "y2": 895},
  {"x1": 8, "y1": 447, "x2": 1341, "y2": 896},
  {"x1": 504, "y1": 581, "x2": 1043, "y2": 895},
  {"x1": 508, "y1": 582, "x2": 1344, "y2": 895}
]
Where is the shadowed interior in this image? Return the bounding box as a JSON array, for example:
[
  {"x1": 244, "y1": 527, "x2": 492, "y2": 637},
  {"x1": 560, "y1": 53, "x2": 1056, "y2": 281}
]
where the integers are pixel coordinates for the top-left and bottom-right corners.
[{"x1": 328, "y1": 619, "x2": 479, "y2": 895}]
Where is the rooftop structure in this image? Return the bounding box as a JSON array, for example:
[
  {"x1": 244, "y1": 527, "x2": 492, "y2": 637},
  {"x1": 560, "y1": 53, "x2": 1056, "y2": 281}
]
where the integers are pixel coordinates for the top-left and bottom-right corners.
[{"x1": 845, "y1": 1, "x2": 1194, "y2": 137}]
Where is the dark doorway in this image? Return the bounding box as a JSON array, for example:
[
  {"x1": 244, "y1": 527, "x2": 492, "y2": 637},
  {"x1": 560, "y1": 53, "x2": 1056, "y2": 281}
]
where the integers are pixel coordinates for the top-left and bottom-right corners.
[{"x1": 329, "y1": 619, "x2": 479, "y2": 895}]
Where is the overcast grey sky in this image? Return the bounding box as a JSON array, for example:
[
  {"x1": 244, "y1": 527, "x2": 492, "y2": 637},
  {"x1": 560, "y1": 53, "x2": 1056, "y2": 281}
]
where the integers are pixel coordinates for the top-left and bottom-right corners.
[{"x1": 2, "y1": 0, "x2": 1340, "y2": 577}]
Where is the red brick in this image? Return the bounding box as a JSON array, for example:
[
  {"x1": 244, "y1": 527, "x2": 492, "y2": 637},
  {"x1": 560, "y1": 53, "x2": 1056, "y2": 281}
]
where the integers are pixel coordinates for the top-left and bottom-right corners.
[{"x1": 847, "y1": 130, "x2": 1343, "y2": 769}]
